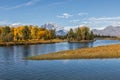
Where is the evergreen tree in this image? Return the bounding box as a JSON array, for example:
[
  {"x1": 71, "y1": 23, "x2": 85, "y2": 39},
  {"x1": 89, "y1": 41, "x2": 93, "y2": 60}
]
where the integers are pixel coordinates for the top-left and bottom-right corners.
[
  {"x1": 67, "y1": 28, "x2": 74, "y2": 41},
  {"x1": 89, "y1": 31, "x2": 94, "y2": 40},
  {"x1": 67, "y1": 26, "x2": 94, "y2": 42},
  {"x1": 50, "y1": 29, "x2": 56, "y2": 39},
  {"x1": 76, "y1": 28, "x2": 82, "y2": 41}
]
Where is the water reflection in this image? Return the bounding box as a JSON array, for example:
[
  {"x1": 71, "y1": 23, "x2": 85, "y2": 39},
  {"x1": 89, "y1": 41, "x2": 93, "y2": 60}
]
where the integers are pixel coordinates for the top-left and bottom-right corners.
[
  {"x1": 68, "y1": 42, "x2": 93, "y2": 49},
  {"x1": 0, "y1": 47, "x2": 14, "y2": 61},
  {"x1": 0, "y1": 40, "x2": 120, "y2": 80},
  {"x1": 0, "y1": 40, "x2": 120, "y2": 63}
]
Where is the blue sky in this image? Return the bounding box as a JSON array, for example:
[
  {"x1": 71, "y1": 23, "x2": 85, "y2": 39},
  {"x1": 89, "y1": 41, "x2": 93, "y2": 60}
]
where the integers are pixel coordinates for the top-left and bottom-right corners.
[{"x1": 0, "y1": 0, "x2": 120, "y2": 29}]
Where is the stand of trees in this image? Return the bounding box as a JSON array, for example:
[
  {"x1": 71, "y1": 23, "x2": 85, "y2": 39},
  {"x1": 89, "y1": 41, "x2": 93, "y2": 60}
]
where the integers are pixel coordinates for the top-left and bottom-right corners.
[
  {"x1": 0, "y1": 25, "x2": 94, "y2": 42},
  {"x1": 0, "y1": 25, "x2": 56, "y2": 42},
  {"x1": 67, "y1": 26, "x2": 94, "y2": 41}
]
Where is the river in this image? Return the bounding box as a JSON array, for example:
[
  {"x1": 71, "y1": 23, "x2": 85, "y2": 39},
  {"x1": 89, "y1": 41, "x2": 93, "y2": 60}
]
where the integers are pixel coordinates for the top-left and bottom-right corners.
[{"x1": 0, "y1": 40, "x2": 120, "y2": 80}]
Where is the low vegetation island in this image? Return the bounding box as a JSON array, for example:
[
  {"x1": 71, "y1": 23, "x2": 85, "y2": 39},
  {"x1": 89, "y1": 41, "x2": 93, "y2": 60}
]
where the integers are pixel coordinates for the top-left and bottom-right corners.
[{"x1": 26, "y1": 44, "x2": 120, "y2": 60}]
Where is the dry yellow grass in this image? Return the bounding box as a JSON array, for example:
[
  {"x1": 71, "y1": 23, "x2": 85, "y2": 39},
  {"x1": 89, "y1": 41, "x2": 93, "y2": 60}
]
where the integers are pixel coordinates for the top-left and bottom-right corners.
[
  {"x1": 26, "y1": 44, "x2": 120, "y2": 60},
  {"x1": 37, "y1": 39, "x2": 66, "y2": 43},
  {"x1": 0, "y1": 39, "x2": 66, "y2": 46}
]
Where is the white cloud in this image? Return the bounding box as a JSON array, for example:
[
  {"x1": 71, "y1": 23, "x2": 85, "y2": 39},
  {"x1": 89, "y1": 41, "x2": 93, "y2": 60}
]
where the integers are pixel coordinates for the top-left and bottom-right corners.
[
  {"x1": 78, "y1": 12, "x2": 88, "y2": 16},
  {"x1": 95, "y1": 27, "x2": 105, "y2": 30},
  {"x1": 56, "y1": 13, "x2": 73, "y2": 19},
  {"x1": 89, "y1": 17, "x2": 120, "y2": 21},
  {"x1": 111, "y1": 22, "x2": 120, "y2": 26},
  {"x1": 81, "y1": 21, "x2": 88, "y2": 24},
  {"x1": 48, "y1": 1, "x2": 65, "y2": 6},
  {"x1": 70, "y1": 19, "x2": 80, "y2": 23},
  {"x1": 64, "y1": 26, "x2": 78, "y2": 31},
  {"x1": 79, "y1": 16, "x2": 120, "y2": 29},
  {"x1": 0, "y1": 0, "x2": 39, "y2": 10},
  {"x1": 10, "y1": 22, "x2": 25, "y2": 26},
  {"x1": 0, "y1": 20, "x2": 31, "y2": 27},
  {"x1": 67, "y1": 16, "x2": 120, "y2": 30}
]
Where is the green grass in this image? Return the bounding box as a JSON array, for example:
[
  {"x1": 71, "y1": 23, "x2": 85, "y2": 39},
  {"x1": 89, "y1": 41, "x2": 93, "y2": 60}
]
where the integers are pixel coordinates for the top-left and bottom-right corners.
[{"x1": 26, "y1": 44, "x2": 120, "y2": 60}]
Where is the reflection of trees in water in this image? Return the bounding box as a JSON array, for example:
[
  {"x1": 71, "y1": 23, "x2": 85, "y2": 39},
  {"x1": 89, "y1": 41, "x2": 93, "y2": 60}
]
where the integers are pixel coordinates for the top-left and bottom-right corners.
[
  {"x1": 2, "y1": 47, "x2": 14, "y2": 60},
  {"x1": 14, "y1": 45, "x2": 31, "y2": 58},
  {"x1": 68, "y1": 42, "x2": 94, "y2": 49},
  {"x1": 21, "y1": 44, "x2": 57, "y2": 58},
  {"x1": 30, "y1": 44, "x2": 57, "y2": 55},
  {"x1": 41, "y1": 44, "x2": 56, "y2": 54},
  {"x1": 22, "y1": 45, "x2": 30, "y2": 57},
  {"x1": 30, "y1": 45, "x2": 41, "y2": 56},
  {"x1": 0, "y1": 42, "x2": 94, "y2": 63},
  {"x1": 0, "y1": 46, "x2": 16, "y2": 64},
  {"x1": 89, "y1": 42, "x2": 94, "y2": 47}
]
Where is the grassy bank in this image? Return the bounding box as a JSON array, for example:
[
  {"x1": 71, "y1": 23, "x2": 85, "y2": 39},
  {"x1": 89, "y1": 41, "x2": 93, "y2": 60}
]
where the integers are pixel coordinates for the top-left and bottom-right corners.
[
  {"x1": 0, "y1": 39, "x2": 66, "y2": 46},
  {"x1": 26, "y1": 44, "x2": 120, "y2": 60},
  {"x1": 95, "y1": 37, "x2": 120, "y2": 40}
]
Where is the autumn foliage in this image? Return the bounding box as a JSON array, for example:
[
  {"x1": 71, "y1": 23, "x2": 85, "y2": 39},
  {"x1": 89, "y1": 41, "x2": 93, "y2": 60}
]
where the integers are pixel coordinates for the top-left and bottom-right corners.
[
  {"x1": 0, "y1": 25, "x2": 56, "y2": 42},
  {"x1": 0, "y1": 25, "x2": 94, "y2": 42}
]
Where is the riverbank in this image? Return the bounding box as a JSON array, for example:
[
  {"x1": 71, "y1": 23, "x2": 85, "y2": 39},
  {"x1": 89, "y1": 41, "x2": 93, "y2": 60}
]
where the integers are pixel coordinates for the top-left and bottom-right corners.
[
  {"x1": 0, "y1": 39, "x2": 66, "y2": 46},
  {"x1": 26, "y1": 44, "x2": 120, "y2": 60},
  {"x1": 95, "y1": 37, "x2": 120, "y2": 40},
  {"x1": 0, "y1": 39, "x2": 96, "y2": 46}
]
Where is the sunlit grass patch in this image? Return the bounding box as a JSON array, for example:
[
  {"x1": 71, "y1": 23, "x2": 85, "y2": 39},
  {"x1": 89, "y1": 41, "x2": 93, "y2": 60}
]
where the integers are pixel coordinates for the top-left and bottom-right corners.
[{"x1": 26, "y1": 44, "x2": 120, "y2": 60}]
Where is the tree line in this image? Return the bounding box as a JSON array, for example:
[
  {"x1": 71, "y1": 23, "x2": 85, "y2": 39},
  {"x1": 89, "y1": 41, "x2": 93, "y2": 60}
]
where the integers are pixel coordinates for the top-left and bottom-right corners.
[{"x1": 0, "y1": 25, "x2": 94, "y2": 42}]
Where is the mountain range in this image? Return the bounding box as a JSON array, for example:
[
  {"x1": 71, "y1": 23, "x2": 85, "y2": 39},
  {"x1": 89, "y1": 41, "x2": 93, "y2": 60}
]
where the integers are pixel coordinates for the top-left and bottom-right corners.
[
  {"x1": 92, "y1": 25, "x2": 120, "y2": 36},
  {"x1": 42, "y1": 23, "x2": 120, "y2": 37},
  {"x1": 2, "y1": 23, "x2": 120, "y2": 37}
]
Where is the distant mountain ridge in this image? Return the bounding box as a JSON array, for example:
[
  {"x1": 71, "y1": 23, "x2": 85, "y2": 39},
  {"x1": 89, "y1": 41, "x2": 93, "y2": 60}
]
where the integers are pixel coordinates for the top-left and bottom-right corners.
[
  {"x1": 92, "y1": 25, "x2": 120, "y2": 36},
  {"x1": 41, "y1": 23, "x2": 67, "y2": 36},
  {"x1": 4, "y1": 22, "x2": 120, "y2": 37}
]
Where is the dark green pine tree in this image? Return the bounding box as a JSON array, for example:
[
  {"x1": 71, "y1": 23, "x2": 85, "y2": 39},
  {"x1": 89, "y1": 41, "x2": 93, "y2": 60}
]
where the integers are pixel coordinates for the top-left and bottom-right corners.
[
  {"x1": 84, "y1": 27, "x2": 90, "y2": 40},
  {"x1": 76, "y1": 28, "x2": 82, "y2": 41},
  {"x1": 50, "y1": 29, "x2": 56, "y2": 39},
  {"x1": 89, "y1": 31, "x2": 94, "y2": 40},
  {"x1": 67, "y1": 28, "x2": 74, "y2": 41}
]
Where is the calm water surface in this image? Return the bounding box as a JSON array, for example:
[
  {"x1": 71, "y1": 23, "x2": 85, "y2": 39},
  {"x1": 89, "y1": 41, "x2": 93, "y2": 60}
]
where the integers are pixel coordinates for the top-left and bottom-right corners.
[{"x1": 0, "y1": 40, "x2": 120, "y2": 80}]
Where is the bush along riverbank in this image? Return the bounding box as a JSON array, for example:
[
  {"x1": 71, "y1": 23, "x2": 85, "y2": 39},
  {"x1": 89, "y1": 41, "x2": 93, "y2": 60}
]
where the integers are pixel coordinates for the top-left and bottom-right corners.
[{"x1": 26, "y1": 44, "x2": 120, "y2": 60}]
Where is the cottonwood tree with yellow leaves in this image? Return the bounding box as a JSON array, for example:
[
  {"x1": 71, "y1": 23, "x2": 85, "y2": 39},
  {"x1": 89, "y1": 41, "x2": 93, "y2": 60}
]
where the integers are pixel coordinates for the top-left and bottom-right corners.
[{"x1": 0, "y1": 25, "x2": 57, "y2": 42}]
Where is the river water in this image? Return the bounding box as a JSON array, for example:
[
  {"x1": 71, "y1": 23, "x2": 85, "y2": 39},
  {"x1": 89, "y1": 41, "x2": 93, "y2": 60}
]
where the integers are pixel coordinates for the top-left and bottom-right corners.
[{"x1": 0, "y1": 40, "x2": 120, "y2": 80}]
